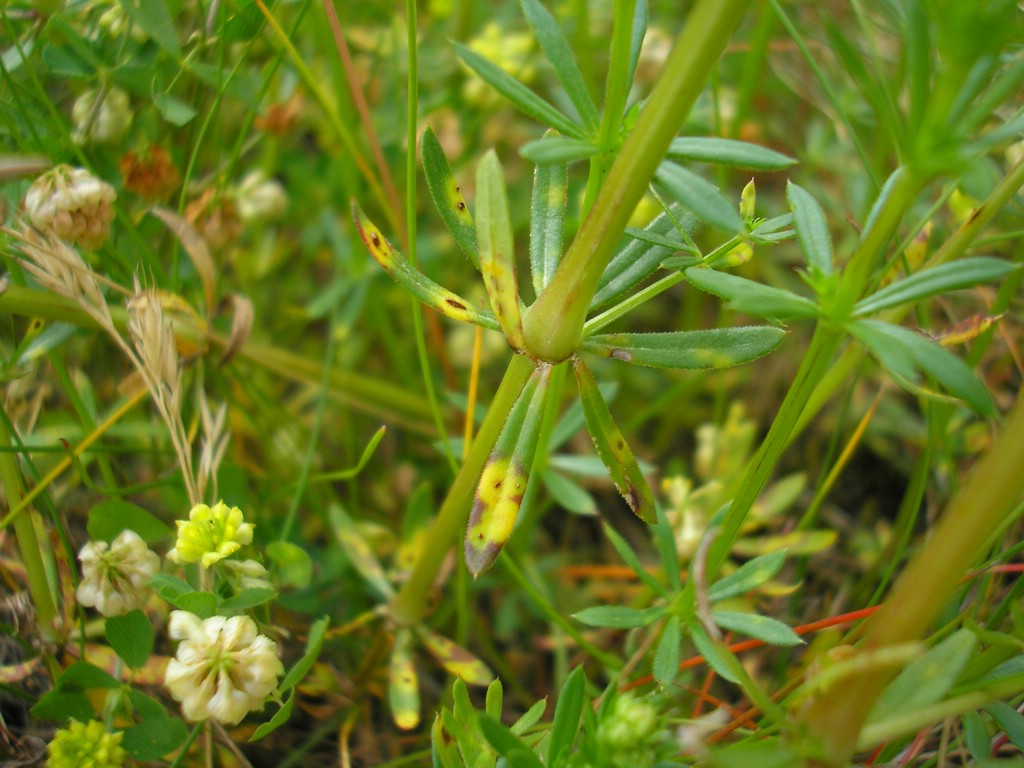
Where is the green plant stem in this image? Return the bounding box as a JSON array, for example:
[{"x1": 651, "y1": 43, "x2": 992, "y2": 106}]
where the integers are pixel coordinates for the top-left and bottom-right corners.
[
  {"x1": 0, "y1": 408, "x2": 59, "y2": 646},
  {"x1": 390, "y1": 354, "x2": 535, "y2": 626},
  {"x1": 708, "y1": 168, "x2": 922, "y2": 581},
  {"x1": 523, "y1": 0, "x2": 750, "y2": 362},
  {"x1": 794, "y1": 154, "x2": 1024, "y2": 438},
  {"x1": 798, "y1": 387, "x2": 1024, "y2": 765}
]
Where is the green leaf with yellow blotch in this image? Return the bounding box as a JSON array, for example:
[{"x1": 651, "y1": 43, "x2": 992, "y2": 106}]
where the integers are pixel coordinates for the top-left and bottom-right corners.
[
  {"x1": 476, "y1": 150, "x2": 525, "y2": 349},
  {"x1": 573, "y1": 358, "x2": 655, "y2": 523},
  {"x1": 328, "y1": 504, "x2": 394, "y2": 599},
  {"x1": 422, "y1": 127, "x2": 478, "y2": 268},
  {"x1": 417, "y1": 627, "x2": 494, "y2": 686},
  {"x1": 352, "y1": 202, "x2": 498, "y2": 331},
  {"x1": 465, "y1": 366, "x2": 551, "y2": 575},
  {"x1": 390, "y1": 628, "x2": 420, "y2": 731}
]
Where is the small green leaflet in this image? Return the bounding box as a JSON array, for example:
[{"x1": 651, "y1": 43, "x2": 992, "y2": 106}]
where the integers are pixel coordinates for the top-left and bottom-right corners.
[
  {"x1": 422, "y1": 127, "x2": 479, "y2": 268},
  {"x1": 582, "y1": 327, "x2": 786, "y2": 369}
]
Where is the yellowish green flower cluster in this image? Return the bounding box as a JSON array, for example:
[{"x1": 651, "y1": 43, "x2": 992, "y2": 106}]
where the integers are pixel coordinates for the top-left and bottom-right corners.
[
  {"x1": 167, "y1": 501, "x2": 254, "y2": 568},
  {"x1": 46, "y1": 719, "x2": 125, "y2": 768}
]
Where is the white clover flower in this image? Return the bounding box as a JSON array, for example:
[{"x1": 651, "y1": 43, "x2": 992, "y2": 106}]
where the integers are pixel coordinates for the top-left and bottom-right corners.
[
  {"x1": 164, "y1": 611, "x2": 283, "y2": 725},
  {"x1": 24, "y1": 165, "x2": 116, "y2": 249},
  {"x1": 167, "y1": 501, "x2": 254, "y2": 568},
  {"x1": 77, "y1": 529, "x2": 160, "y2": 617}
]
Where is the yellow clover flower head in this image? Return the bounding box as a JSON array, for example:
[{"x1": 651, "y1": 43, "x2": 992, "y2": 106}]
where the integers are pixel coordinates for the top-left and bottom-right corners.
[
  {"x1": 46, "y1": 719, "x2": 126, "y2": 768},
  {"x1": 167, "y1": 501, "x2": 254, "y2": 568}
]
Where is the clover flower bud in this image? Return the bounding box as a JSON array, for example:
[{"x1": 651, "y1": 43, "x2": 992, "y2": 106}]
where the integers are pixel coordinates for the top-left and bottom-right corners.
[
  {"x1": 236, "y1": 171, "x2": 287, "y2": 223},
  {"x1": 46, "y1": 719, "x2": 126, "y2": 768},
  {"x1": 24, "y1": 165, "x2": 116, "y2": 249},
  {"x1": 72, "y1": 87, "x2": 132, "y2": 145},
  {"x1": 167, "y1": 501, "x2": 254, "y2": 568},
  {"x1": 77, "y1": 530, "x2": 160, "y2": 617},
  {"x1": 164, "y1": 611, "x2": 283, "y2": 725},
  {"x1": 597, "y1": 694, "x2": 660, "y2": 752}
]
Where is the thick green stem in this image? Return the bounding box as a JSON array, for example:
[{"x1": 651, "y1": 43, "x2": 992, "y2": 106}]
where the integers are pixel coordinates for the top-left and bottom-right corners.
[
  {"x1": 0, "y1": 409, "x2": 59, "y2": 645},
  {"x1": 798, "y1": 387, "x2": 1024, "y2": 764},
  {"x1": 390, "y1": 354, "x2": 534, "y2": 626},
  {"x1": 522, "y1": 0, "x2": 750, "y2": 362}
]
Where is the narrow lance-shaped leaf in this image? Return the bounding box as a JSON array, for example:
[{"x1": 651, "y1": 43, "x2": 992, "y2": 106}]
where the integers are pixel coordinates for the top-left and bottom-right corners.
[
  {"x1": 421, "y1": 127, "x2": 478, "y2": 268},
  {"x1": 668, "y1": 137, "x2": 797, "y2": 170},
  {"x1": 592, "y1": 204, "x2": 698, "y2": 311},
  {"x1": 654, "y1": 614, "x2": 682, "y2": 686},
  {"x1": 573, "y1": 358, "x2": 655, "y2": 523},
  {"x1": 655, "y1": 160, "x2": 743, "y2": 234},
  {"x1": 453, "y1": 42, "x2": 584, "y2": 138},
  {"x1": 520, "y1": 0, "x2": 600, "y2": 132},
  {"x1": 530, "y1": 134, "x2": 568, "y2": 295},
  {"x1": 548, "y1": 665, "x2": 586, "y2": 767},
  {"x1": 684, "y1": 266, "x2": 819, "y2": 320},
  {"x1": 787, "y1": 181, "x2": 833, "y2": 278},
  {"x1": 352, "y1": 202, "x2": 498, "y2": 331},
  {"x1": 582, "y1": 327, "x2": 786, "y2": 370},
  {"x1": 476, "y1": 151, "x2": 525, "y2": 350},
  {"x1": 520, "y1": 136, "x2": 600, "y2": 166},
  {"x1": 417, "y1": 627, "x2": 493, "y2": 686},
  {"x1": 853, "y1": 257, "x2": 1016, "y2": 317},
  {"x1": 389, "y1": 628, "x2": 420, "y2": 730},
  {"x1": 465, "y1": 366, "x2": 551, "y2": 575},
  {"x1": 711, "y1": 610, "x2": 803, "y2": 647},
  {"x1": 847, "y1": 319, "x2": 996, "y2": 416}
]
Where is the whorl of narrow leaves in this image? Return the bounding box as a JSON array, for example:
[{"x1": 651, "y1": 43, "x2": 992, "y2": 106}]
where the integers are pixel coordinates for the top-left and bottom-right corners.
[
  {"x1": 572, "y1": 358, "x2": 655, "y2": 523},
  {"x1": 352, "y1": 202, "x2": 498, "y2": 331}
]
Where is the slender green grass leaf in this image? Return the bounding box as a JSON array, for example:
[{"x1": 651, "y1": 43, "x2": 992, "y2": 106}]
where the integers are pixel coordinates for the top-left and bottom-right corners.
[
  {"x1": 708, "y1": 549, "x2": 788, "y2": 602},
  {"x1": 711, "y1": 610, "x2": 803, "y2": 646},
  {"x1": 390, "y1": 628, "x2": 420, "y2": 731},
  {"x1": 119, "y1": 0, "x2": 181, "y2": 58},
  {"x1": 454, "y1": 42, "x2": 584, "y2": 138},
  {"x1": 688, "y1": 622, "x2": 741, "y2": 684},
  {"x1": 848, "y1": 319, "x2": 996, "y2": 416},
  {"x1": 684, "y1": 266, "x2": 819, "y2": 320},
  {"x1": 870, "y1": 630, "x2": 977, "y2": 723},
  {"x1": 904, "y1": 0, "x2": 931, "y2": 135},
  {"x1": 520, "y1": 0, "x2": 600, "y2": 132},
  {"x1": 520, "y1": 136, "x2": 600, "y2": 165},
  {"x1": 824, "y1": 23, "x2": 901, "y2": 147},
  {"x1": 854, "y1": 257, "x2": 1015, "y2": 316},
  {"x1": 353, "y1": 202, "x2": 499, "y2": 331},
  {"x1": 548, "y1": 665, "x2": 586, "y2": 766},
  {"x1": 465, "y1": 368, "x2": 550, "y2": 575},
  {"x1": 478, "y1": 715, "x2": 545, "y2": 768},
  {"x1": 573, "y1": 605, "x2": 663, "y2": 628},
  {"x1": 582, "y1": 327, "x2": 786, "y2": 370},
  {"x1": 329, "y1": 503, "x2": 395, "y2": 598},
  {"x1": 542, "y1": 469, "x2": 596, "y2": 515},
  {"x1": 655, "y1": 161, "x2": 743, "y2": 233},
  {"x1": 786, "y1": 181, "x2": 833, "y2": 277},
  {"x1": 592, "y1": 205, "x2": 698, "y2": 311},
  {"x1": 422, "y1": 127, "x2": 478, "y2": 268},
  {"x1": 418, "y1": 628, "x2": 494, "y2": 686},
  {"x1": 105, "y1": 610, "x2": 154, "y2": 669},
  {"x1": 668, "y1": 137, "x2": 797, "y2": 170},
  {"x1": 654, "y1": 615, "x2": 682, "y2": 686},
  {"x1": 529, "y1": 139, "x2": 568, "y2": 295},
  {"x1": 573, "y1": 358, "x2": 655, "y2": 522},
  {"x1": 476, "y1": 150, "x2": 525, "y2": 349},
  {"x1": 602, "y1": 521, "x2": 670, "y2": 596},
  {"x1": 987, "y1": 701, "x2": 1024, "y2": 752}
]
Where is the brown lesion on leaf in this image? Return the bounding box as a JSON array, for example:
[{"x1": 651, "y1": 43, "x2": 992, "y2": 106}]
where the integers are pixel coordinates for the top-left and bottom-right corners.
[
  {"x1": 610, "y1": 349, "x2": 632, "y2": 362},
  {"x1": 456, "y1": 201, "x2": 466, "y2": 211},
  {"x1": 625, "y1": 486, "x2": 642, "y2": 513},
  {"x1": 445, "y1": 297, "x2": 466, "y2": 310},
  {"x1": 967, "y1": 205, "x2": 984, "y2": 226},
  {"x1": 370, "y1": 232, "x2": 381, "y2": 247}
]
